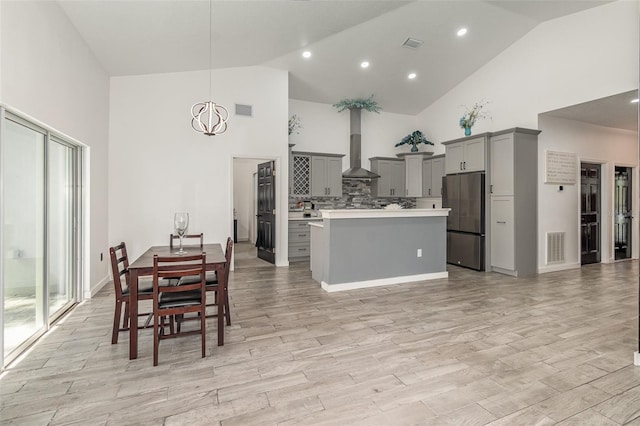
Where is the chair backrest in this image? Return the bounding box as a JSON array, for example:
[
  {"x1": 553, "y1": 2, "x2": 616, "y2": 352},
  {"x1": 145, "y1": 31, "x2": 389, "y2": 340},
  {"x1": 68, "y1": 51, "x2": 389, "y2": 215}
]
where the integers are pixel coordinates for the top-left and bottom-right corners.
[
  {"x1": 169, "y1": 233, "x2": 204, "y2": 248},
  {"x1": 152, "y1": 253, "x2": 207, "y2": 299},
  {"x1": 109, "y1": 242, "x2": 129, "y2": 298}
]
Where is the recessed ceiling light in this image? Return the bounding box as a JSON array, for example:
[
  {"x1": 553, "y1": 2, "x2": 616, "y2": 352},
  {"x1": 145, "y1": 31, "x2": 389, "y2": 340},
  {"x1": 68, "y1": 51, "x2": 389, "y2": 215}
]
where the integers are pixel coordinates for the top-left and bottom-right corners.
[
  {"x1": 302, "y1": 51, "x2": 311, "y2": 59},
  {"x1": 360, "y1": 61, "x2": 370, "y2": 69},
  {"x1": 408, "y1": 73, "x2": 417, "y2": 80},
  {"x1": 631, "y1": 98, "x2": 639, "y2": 103},
  {"x1": 457, "y1": 28, "x2": 468, "y2": 37}
]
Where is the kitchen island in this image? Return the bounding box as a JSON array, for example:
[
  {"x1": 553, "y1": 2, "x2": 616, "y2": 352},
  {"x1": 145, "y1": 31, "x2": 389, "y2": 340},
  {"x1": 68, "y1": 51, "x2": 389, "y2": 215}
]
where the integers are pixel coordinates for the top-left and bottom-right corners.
[{"x1": 311, "y1": 209, "x2": 449, "y2": 292}]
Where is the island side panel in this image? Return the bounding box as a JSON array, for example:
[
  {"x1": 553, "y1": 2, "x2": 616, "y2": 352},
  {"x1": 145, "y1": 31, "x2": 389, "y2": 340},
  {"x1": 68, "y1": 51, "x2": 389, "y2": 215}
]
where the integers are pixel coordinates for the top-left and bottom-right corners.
[{"x1": 324, "y1": 216, "x2": 446, "y2": 285}]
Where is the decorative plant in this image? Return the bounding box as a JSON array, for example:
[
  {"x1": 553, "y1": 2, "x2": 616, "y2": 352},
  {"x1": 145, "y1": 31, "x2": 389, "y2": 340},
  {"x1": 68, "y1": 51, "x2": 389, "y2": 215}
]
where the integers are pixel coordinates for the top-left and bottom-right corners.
[
  {"x1": 395, "y1": 130, "x2": 434, "y2": 152},
  {"x1": 288, "y1": 114, "x2": 302, "y2": 136},
  {"x1": 333, "y1": 94, "x2": 381, "y2": 113},
  {"x1": 459, "y1": 99, "x2": 491, "y2": 130}
]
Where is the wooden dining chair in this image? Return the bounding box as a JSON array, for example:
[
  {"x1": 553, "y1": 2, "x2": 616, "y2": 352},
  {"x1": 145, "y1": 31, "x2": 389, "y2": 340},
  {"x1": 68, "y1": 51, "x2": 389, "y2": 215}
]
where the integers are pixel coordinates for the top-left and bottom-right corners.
[
  {"x1": 109, "y1": 242, "x2": 156, "y2": 344},
  {"x1": 178, "y1": 237, "x2": 233, "y2": 326},
  {"x1": 152, "y1": 253, "x2": 207, "y2": 366},
  {"x1": 169, "y1": 233, "x2": 203, "y2": 248}
]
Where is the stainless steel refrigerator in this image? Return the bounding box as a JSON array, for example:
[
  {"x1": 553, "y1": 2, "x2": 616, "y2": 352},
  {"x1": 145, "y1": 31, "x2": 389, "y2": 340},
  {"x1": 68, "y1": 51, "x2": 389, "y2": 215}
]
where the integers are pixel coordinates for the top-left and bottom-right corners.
[{"x1": 442, "y1": 172, "x2": 485, "y2": 271}]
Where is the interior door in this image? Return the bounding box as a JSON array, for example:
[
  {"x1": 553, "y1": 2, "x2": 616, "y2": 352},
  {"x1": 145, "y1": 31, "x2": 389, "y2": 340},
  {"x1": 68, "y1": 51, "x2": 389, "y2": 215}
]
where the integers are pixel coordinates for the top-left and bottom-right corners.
[
  {"x1": 614, "y1": 166, "x2": 632, "y2": 260},
  {"x1": 581, "y1": 162, "x2": 601, "y2": 265},
  {"x1": 256, "y1": 161, "x2": 276, "y2": 264}
]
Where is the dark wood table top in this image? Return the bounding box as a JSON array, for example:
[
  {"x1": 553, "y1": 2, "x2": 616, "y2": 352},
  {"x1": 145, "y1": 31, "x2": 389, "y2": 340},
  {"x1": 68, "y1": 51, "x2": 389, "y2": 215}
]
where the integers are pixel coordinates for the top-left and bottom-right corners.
[{"x1": 129, "y1": 244, "x2": 225, "y2": 272}]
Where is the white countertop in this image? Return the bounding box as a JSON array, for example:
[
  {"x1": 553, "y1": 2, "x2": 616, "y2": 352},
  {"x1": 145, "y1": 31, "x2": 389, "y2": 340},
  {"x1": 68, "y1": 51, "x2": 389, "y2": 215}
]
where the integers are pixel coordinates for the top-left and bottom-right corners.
[
  {"x1": 288, "y1": 216, "x2": 323, "y2": 221},
  {"x1": 320, "y1": 208, "x2": 450, "y2": 219},
  {"x1": 309, "y1": 222, "x2": 324, "y2": 228}
]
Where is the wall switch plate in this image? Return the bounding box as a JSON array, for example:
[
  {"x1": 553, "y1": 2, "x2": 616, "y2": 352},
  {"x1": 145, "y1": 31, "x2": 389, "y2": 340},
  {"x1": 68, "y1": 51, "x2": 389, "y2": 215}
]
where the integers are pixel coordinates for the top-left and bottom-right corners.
[{"x1": 417, "y1": 249, "x2": 422, "y2": 257}]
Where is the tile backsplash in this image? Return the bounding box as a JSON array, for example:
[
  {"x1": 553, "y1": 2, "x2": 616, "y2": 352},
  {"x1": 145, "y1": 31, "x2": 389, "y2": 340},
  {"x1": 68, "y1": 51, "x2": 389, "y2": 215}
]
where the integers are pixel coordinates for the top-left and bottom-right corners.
[{"x1": 289, "y1": 179, "x2": 416, "y2": 210}]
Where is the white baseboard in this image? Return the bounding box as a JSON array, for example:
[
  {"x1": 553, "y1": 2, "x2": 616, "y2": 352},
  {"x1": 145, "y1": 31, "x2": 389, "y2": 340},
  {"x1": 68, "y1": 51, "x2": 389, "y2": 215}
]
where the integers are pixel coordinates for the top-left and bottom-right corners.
[
  {"x1": 321, "y1": 271, "x2": 448, "y2": 293},
  {"x1": 84, "y1": 275, "x2": 109, "y2": 300},
  {"x1": 537, "y1": 262, "x2": 581, "y2": 274}
]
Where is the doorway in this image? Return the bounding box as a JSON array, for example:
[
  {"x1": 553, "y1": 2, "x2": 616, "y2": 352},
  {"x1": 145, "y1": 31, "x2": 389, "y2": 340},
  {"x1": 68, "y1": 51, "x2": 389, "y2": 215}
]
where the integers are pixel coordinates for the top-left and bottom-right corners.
[
  {"x1": 580, "y1": 162, "x2": 601, "y2": 265},
  {"x1": 614, "y1": 166, "x2": 632, "y2": 260},
  {"x1": 232, "y1": 158, "x2": 275, "y2": 269},
  {"x1": 256, "y1": 161, "x2": 276, "y2": 264}
]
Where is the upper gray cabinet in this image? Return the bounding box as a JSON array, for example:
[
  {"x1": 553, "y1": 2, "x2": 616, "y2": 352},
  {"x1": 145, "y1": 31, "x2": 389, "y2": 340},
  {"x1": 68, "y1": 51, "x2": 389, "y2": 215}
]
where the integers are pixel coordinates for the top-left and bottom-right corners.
[
  {"x1": 422, "y1": 155, "x2": 445, "y2": 197},
  {"x1": 443, "y1": 135, "x2": 487, "y2": 174},
  {"x1": 311, "y1": 155, "x2": 343, "y2": 197},
  {"x1": 370, "y1": 157, "x2": 405, "y2": 197},
  {"x1": 291, "y1": 151, "x2": 344, "y2": 198}
]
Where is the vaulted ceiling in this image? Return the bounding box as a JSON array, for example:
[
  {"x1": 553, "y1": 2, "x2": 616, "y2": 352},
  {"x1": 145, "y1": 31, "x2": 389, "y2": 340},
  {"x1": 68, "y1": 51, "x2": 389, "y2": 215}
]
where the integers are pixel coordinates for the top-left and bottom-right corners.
[{"x1": 58, "y1": 0, "x2": 635, "y2": 128}]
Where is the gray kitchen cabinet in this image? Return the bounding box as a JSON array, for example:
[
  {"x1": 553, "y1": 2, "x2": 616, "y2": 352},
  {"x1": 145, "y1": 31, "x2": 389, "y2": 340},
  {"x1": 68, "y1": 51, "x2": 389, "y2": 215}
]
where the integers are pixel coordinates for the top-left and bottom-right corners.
[
  {"x1": 398, "y1": 152, "x2": 430, "y2": 197},
  {"x1": 311, "y1": 155, "x2": 343, "y2": 197},
  {"x1": 291, "y1": 151, "x2": 344, "y2": 197},
  {"x1": 422, "y1": 155, "x2": 445, "y2": 197},
  {"x1": 489, "y1": 128, "x2": 540, "y2": 277},
  {"x1": 291, "y1": 153, "x2": 311, "y2": 197},
  {"x1": 370, "y1": 157, "x2": 405, "y2": 197},
  {"x1": 443, "y1": 136, "x2": 486, "y2": 174},
  {"x1": 288, "y1": 219, "x2": 322, "y2": 261}
]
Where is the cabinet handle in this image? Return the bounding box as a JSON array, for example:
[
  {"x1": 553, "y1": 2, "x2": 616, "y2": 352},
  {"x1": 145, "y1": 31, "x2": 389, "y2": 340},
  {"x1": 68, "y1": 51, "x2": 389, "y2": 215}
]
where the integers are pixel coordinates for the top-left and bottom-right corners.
[
  {"x1": 298, "y1": 234, "x2": 306, "y2": 237},
  {"x1": 463, "y1": 161, "x2": 466, "y2": 170},
  {"x1": 496, "y1": 221, "x2": 506, "y2": 224},
  {"x1": 490, "y1": 184, "x2": 493, "y2": 194},
  {"x1": 299, "y1": 248, "x2": 307, "y2": 251},
  {"x1": 460, "y1": 161, "x2": 463, "y2": 170},
  {"x1": 328, "y1": 187, "x2": 330, "y2": 195},
  {"x1": 429, "y1": 188, "x2": 431, "y2": 196}
]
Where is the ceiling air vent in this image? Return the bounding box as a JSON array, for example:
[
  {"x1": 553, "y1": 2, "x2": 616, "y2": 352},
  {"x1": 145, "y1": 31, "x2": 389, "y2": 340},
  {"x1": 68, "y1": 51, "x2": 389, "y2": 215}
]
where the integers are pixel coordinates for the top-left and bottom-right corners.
[
  {"x1": 402, "y1": 38, "x2": 424, "y2": 49},
  {"x1": 235, "y1": 104, "x2": 253, "y2": 117}
]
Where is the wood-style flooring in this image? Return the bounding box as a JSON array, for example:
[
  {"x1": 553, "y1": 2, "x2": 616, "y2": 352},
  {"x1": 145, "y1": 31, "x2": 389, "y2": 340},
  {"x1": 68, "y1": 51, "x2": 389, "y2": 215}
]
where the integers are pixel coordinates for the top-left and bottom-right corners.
[{"x1": 1, "y1": 256, "x2": 640, "y2": 425}]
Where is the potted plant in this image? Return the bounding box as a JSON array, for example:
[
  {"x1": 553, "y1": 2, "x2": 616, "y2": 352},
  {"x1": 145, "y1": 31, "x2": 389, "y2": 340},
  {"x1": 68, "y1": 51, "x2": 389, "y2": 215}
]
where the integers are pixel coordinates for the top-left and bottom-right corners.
[
  {"x1": 459, "y1": 100, "x2": 490, "y2": 136},
  {"x1": 288, "y1": 114, "x2": 302, "y2": 136},
  {"x1": 395, "y1": 130, "x2": 434, "y2": 153},
  {"x1": 333, "y1": 94, "x2": 381, "y2": 113}
]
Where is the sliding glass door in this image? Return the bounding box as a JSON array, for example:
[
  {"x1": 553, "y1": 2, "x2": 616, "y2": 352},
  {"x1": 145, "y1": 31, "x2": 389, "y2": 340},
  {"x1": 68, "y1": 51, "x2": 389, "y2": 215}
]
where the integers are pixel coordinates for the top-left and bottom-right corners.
[
  {"x1": 2, "y1": 111, "x2": 81, "y2": 366},
  {"x1": 2, "y1": 117, "x2": 46, "y2": 359},
  {"x1": 48, "y1": 139, "x2": 76, "y2": 318}
]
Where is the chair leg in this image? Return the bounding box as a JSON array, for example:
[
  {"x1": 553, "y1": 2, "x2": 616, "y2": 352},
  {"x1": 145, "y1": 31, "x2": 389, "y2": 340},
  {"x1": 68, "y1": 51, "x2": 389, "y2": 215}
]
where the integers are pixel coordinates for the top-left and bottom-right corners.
[
  {"x1": 153, "y1": 312, "x2": 159, "y2": 366},
  {"x1": 224, "y1": 290, "x2": 231, "y2": 326},
  {"x1": 112, "y1": 300, "x2": 122, "y2": 344},
  {"x1": 123, "y1": 302, "x2": 130, "y2": 330},
  {"x1": 169, "y1": 316, "x2": 175, "y2": 335},
  {"x1": 201, "y1": 306, "x2": 206, "y2": 359}
]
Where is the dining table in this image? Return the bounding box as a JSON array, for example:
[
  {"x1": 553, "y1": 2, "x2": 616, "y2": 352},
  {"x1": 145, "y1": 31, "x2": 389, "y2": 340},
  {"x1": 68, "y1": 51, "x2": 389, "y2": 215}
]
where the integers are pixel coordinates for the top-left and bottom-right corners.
[{"x1": 127, "y1": 243, "x2": 227, "y2": 360}]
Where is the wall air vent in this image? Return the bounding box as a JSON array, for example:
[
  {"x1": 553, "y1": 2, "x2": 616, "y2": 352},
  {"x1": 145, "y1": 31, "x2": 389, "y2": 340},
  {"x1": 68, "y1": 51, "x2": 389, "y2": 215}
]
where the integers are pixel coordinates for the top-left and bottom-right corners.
[
  {"x1": 402, "y1": 38, "x2": 424, "y2": 49},
  {"x1": 546, "y1": 232, "x2": 565, "y2": 263},
  {"x1": 235, "y1": 104, "x2": 253, "y2": 117}
]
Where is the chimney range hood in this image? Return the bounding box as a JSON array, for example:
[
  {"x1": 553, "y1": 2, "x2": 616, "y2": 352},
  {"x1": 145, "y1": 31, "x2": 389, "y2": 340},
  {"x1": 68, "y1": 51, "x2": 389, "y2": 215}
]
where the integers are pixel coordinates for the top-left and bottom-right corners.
[{"x1": 342, "y1": 108, "x2": 380, "y2": 179}]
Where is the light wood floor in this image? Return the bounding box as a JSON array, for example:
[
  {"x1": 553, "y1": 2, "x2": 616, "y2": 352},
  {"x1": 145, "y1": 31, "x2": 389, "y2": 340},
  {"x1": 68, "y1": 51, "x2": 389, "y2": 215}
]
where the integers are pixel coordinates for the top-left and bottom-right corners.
[{"x1": 1, "y1": 261, "x2": 640, "y2": 425}]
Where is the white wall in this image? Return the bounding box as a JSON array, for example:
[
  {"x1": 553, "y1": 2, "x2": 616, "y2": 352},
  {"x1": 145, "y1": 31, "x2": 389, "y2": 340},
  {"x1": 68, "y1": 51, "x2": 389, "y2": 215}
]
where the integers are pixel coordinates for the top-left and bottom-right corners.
[
  {"x1": 416, "y1": 1, "x2": 638, "y2": 143},
  {"x1": 233, "y1": 158, "x2": 262, "y2": 242},
  {"x1": 413, "y1": 1, "x2": 639, "y2": 273},
  {"x1": 288, "y1": 99, "x2": 421, "y2": 169},
  {"x1": 538, "y1": 116, "x2": 638, "y2": 272},
  {"x1": 0, "y1": 1, "x2": 110, "y2": 296},
  {"x1": 109, "y1": 66, "x2": 289, "y2": 265}
]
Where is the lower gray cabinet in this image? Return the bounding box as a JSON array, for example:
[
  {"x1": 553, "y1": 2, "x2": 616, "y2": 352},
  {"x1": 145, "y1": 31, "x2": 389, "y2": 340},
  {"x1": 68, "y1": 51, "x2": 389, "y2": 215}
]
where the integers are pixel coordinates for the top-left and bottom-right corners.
[{"x1": 288, "y1": 219, "x2": 321, "y2": 261}]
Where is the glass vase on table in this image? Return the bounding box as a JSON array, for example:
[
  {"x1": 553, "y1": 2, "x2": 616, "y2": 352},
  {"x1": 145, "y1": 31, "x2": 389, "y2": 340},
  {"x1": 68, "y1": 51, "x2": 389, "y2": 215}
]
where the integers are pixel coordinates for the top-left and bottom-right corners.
[{"x1": 173, "y1": 212, "x2": 189, "y2": 255}]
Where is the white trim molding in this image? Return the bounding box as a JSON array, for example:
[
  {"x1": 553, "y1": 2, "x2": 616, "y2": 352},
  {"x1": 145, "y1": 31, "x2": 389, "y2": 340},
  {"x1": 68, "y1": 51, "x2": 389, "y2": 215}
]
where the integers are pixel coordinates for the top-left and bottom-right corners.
[{"x1": 321, "y1": 271, "x2": 449, "y2": 292}]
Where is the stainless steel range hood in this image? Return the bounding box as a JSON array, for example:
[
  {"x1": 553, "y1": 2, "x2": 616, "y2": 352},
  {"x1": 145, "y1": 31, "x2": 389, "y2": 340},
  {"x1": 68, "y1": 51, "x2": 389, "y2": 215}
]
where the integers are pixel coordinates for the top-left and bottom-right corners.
[{"x1": 342, "y1": 108, "x2": 379, "y2": 179}]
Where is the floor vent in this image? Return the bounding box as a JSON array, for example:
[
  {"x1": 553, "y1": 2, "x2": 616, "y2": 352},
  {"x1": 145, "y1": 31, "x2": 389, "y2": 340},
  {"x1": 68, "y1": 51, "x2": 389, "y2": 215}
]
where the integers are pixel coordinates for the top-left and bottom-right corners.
[
  {"x1": 235, "y1": 104, "x2": 253, "y2": 117},
  {"x1": 547, "y1": 232, "x2": 565, "y2": 263}
]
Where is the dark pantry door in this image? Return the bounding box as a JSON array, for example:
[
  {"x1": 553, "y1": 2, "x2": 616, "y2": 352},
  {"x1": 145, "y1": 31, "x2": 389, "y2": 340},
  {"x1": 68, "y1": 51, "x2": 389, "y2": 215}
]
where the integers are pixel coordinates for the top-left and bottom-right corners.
[
  {"x1": 256, "y1": 161, "x2": 276, "y2": 264},
  {"x1": 581, "y1": 162, "x2": 601, "y2": 265}
]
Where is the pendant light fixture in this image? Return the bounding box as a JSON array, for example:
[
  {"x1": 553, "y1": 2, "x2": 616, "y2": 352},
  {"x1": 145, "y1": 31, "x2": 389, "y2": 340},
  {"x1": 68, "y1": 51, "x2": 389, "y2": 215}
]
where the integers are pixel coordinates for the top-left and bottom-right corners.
[{"x1": 191, "y1": 0, "x2": 229, "y2": 136}]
